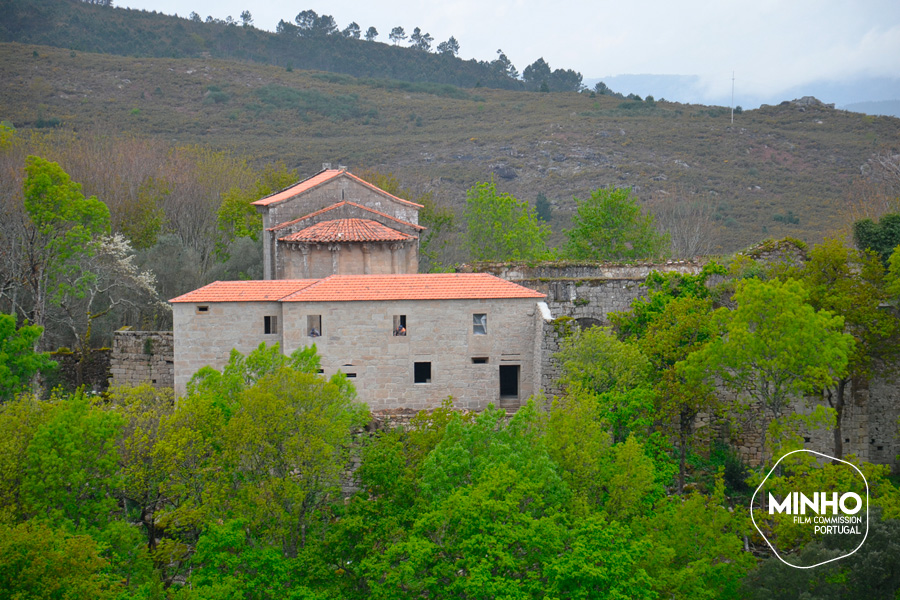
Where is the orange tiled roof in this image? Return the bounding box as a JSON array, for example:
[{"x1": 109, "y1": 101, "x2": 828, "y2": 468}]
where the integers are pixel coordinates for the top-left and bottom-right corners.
[
  {"x1": 269, "y1": 201, "x2": 425, "y2": 232},
  {"x1": 283, "y1": 274, "x2": 546, "y2": 302},
  {"x1": 252, "y1": 170, "x2": 423, "y2": 208},
  {"x1": 169, "y1": 279, "x2": 319, "y2": 303},
  {"x1": 280, "y1": 219, "x2": 415, "y2": 243}
]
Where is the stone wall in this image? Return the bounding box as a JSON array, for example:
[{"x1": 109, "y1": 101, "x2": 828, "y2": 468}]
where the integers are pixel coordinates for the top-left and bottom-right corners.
[
  {"x1": 49, "y1": 348, "x2": 112, "y2": 392},
  {"x1": 110, "y1": 331, "x2": 174, "y2": 390}
]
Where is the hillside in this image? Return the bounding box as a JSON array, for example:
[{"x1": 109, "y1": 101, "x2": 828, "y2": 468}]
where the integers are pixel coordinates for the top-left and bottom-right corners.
[
  {"x1": 2, "y1": 41, "x2": 899, "y2": 255},
  {"x1": 0, "y1": 0, "x2": 523, "y2": 90}
]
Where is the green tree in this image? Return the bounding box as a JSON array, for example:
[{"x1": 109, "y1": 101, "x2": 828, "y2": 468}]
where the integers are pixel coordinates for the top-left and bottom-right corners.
[
  {"x1": 0, "y1": 520, "x2": 120, "y2": 599},
  {"x1": 0, "y1": 394, "x2": 55, "y2": 524},
  {"x1": 555, "y1": 325, "x2": 654, "y2": 441},
  {"x1": 793, "y1": 239, "x2": 900, "y2": 458},
  {"x1": 0, "y1": 314, "x2": 56, "y2": 401},
  {"x1": 681, "y1": 278, "x2": 854, "y2": 462},
  {"x1": 20, "y1": 156, "x2": 111, "y2": 335},
  {"x1": 564, "y1": 187, "x2": 669, "y2": 261},
  {"x1": 23, "y1": 392, "x2": 125, "y2": 532},
  {"x1": 111, "y1": 384, "x2": 175, "y2": 553},
  {"x1": 853, "y1": 212, "x2": 900, "y2": 265},
  {"x1": 216, "y1": 162, "x2": 298, "y2": 259},
  {"x1": 523, "y1": 57, "x2": 552, "y2": 90},
  {"x1": 464, "y1": 179, "x2": 551, "y2": 262},
  {"x1": 436, "y1": 36, "x2": 460, "y2": 56},
  {"x1": 535, "y1": 192, "x2": 552, "y2": 222}
]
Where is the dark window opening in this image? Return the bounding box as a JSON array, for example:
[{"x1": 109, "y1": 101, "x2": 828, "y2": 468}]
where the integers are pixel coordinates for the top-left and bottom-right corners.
[
  {"x1": 472, "y1": 357, "x2": 489, "y2": 364},
  {"x1": 197, "y1": 305, "x2": 209, "y2": 313},
  {"x1": 473, "y1": 313, "x2": 487, "y2": 335},
  {"x1": 317, "y1": 369, "x2": 325, "y2": 374},
  {"x1": 308, "y1": 315, "x2": 322, "y2": 337},
  {"x1": 346, "y1": 373, "x2": 357, "y2": 378},
  {"x1": 393, "y1": 315, "x2": 407, "y2": 336},
  {"x1": 414, "y1": 362, "x2": 432, "y2": 383},
  {"x1": 877, "y1": 446, "x2": 884, "y2": 451},
  {"x1": 803, "y1": 437, "x2": 811, "y2": 443},
  {"x1": 844, "y1": 438, "x2": 850, "y2": 443},
  {"x1": 499, "y1": 364, "x2": 519, "y2": 397},
  {"x1": 264, "y1": 315, "x2": 278, "y2": 334}
]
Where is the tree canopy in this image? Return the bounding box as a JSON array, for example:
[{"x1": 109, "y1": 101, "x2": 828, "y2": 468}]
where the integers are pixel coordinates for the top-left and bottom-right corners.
[
  {"x1": 464, "y1": 179, "x2": 551, "y2": 262},
  {"x1": 564, "y1": 187, "x2": 670, "y2": 261}
]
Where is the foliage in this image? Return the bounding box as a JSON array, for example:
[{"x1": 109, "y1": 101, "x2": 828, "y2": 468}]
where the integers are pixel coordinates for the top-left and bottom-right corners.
[
  {"x1": 564, "y1": 187, "x2": 670, "y2": 261},
  {"x1": 23, "y1": 391, "x2": 125, "y2": 532},
  {"x1": 0, "y1": 314, "x2": 56, "y2": 401},
  {"x1": 20, "y1": 156, "x2": 111, "y2": 332},
  {"x1": 216, "y1": 162, "x2": 297, "y2": 257},
  {"x1": 790, "y1": 238, "x2": 900, "y2": 457},
  {"x1": 611, "y1": 263, "x2": 725, "y2": 340},
  {"x1": 464, "y1": 179, "x2": 552, "y2": 262},
  {"x1": 0, "y1": 520, "x2": 120, "y2": 599},
  {"x1": 681, "y1": 278, "x2": 854, "y2": 459},
  {"x1": 535, "y1": 192, "x2": 552, "y2": 222},
  {"x1": 853, "y1": 212, "x2": 900, "y2": 265}
]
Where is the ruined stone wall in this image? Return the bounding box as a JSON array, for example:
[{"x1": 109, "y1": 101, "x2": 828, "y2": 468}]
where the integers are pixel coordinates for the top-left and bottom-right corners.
[{"x1": 110, "y1": 331, "x2": 174, "y2": 390}]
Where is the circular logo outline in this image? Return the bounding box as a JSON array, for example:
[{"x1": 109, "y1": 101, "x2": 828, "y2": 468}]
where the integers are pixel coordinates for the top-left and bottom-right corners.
[{"x1": 749, "y1": 448, "x2": 869, "y2": 569}]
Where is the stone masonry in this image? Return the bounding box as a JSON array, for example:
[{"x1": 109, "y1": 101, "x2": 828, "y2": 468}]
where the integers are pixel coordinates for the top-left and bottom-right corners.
[{"x1": 110, "y1": 330, "x2": 174, "y2": 389}]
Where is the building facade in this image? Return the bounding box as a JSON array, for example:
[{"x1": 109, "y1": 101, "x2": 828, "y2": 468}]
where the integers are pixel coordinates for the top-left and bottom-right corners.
[
  {"x1": 254, "y1": 169, "x2": 423, "y2": 280},
  {"x1": 171, "y1": 274, "x2": 548, "y2": 411}
]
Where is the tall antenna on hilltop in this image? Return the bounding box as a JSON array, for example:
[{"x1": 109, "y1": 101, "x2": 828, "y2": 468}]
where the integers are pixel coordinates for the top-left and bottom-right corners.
[{"x1": 731, "y1": 71, "x2": 735, "y2": 124}]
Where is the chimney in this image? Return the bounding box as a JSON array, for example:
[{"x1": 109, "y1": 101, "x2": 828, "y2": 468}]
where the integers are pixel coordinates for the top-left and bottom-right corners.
[{"x1": 322, "y1": 162, "x2": 332, "y2": 170}]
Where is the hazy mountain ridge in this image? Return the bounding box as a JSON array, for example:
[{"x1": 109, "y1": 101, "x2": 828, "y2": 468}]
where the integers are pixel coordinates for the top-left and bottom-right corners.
[{"x1": 585, "y1": 74, "x2": 900, "y2": 117}]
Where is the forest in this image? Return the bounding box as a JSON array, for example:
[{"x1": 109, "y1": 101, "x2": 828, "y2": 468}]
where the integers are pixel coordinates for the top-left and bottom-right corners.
[{"x1": 2, "y1": 235, "x2": 900, "y2": 597}]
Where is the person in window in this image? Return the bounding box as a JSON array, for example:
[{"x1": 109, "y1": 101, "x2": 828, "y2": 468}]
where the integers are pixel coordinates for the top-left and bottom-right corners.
[
  {"x1": 309, "y1": 327, "x2": 320, "y2": 337},
  {"x1": 398, "y1": 325, "x2": 406, "y2": 336}
]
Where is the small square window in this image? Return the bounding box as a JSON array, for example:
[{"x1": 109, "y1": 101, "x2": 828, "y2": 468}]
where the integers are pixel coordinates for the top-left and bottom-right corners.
[
  {"x1": 308, "y1": 315, "x2": 322, "y2": 337},
  {"x1": 414, "y1": 361, "x2": 431, "y2": 383},
  {"x1": 473, "y1": 313, "x2": 487, "y2": 335},
  {"x1": 393, "y1": 315, "x2": 407, "y2": 336},
  {"x1": 196, "y1": 305, "x2": 209, "y2": 314},
  {"x1": 264, "y1": 315, "x2": 278, "y2": 334}
]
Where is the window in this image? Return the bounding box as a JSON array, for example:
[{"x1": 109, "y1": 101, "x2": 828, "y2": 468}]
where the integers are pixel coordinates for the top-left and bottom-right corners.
[
  {"x1": 414, "y1": 362, "x2": 432, "y2": 383},
  {"x1": 196, "y1": 305, "x2": 209, "y2": 314},
  {"x1": 473, "y1": 313, "x2": 487, "y2": 335},
  {"x1": 264, "y1": 315, "x2": 278, "y2": 334},
  {"x1": 393, "y1": 315, "x2": 407, "y2": 336},
  {"x1": 307, "y1": 315, "x2": 322, "y2": 337},
  {"x1": 471, "y1": 357, "x2": 489, "y2": 364}
]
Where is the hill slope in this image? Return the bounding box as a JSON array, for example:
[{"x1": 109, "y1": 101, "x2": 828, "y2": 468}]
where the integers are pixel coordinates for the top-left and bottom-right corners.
[{"x1": 2, "y1": 42, "x2": 898, "y2": 255}]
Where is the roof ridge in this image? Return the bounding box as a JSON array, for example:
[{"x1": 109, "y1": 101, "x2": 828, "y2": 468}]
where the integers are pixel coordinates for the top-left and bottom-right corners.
[{"x1": 343, "y1": 172, "x2": 424, "y2": 208}]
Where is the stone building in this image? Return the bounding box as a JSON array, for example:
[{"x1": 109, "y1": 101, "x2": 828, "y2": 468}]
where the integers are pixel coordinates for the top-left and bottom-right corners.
[
  {"x1": 255, "y1": 168, "x2": 424, "y2": 280},
  {"x1": 171, "y1": 274, "x2": 548, "y2": 411}
]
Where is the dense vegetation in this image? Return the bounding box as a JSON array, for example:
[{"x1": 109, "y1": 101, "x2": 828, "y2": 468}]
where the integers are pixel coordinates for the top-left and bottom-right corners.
[{"x1": 2, "y1": 241, "x2": 900, "y2": 597}]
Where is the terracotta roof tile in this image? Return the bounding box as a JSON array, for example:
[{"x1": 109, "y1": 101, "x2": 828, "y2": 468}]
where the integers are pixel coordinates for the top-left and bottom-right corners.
[
  {"x1": 169, "y1": 279, "x2": 319, "y2": 303},
  {"x1": 252, "y1": 170, "x2": 423, "y2": 208},
  {"x1": 280, "y1": 219, "x2": 415, "y2": 243},
  {"x1": 269, "y1": 201, "x2": 424, "y2": 232},
  {"x1": 252, "y1": 170, "x2": 341, "y2": 207},
  {"x1": 283, "y1": 274, "x2": 546, "y2": 302}
]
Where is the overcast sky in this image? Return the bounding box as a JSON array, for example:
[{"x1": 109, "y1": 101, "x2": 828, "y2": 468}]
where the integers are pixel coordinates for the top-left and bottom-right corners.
[{"x1": 121, "y1": 0, "x2": 900, "y2": 105}]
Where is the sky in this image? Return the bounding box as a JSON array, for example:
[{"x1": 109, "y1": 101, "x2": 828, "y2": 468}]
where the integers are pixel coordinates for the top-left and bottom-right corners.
[{"x1": 120, "y1": 0, "x2": 900, "y2": 106}]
